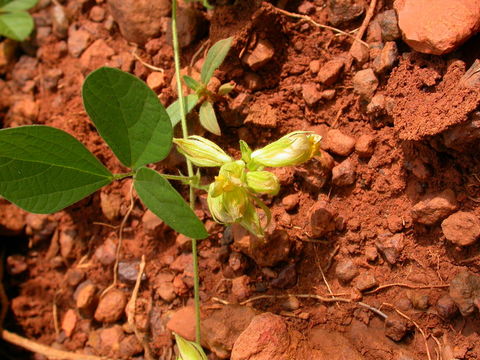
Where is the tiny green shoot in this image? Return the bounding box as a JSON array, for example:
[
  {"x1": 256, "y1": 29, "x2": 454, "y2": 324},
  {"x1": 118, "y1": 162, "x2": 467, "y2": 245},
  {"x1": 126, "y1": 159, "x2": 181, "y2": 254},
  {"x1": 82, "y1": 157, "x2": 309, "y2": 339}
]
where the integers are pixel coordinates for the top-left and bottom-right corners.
[{"x1": 167, "y1": 37, "x2": 234, "y2": 135}]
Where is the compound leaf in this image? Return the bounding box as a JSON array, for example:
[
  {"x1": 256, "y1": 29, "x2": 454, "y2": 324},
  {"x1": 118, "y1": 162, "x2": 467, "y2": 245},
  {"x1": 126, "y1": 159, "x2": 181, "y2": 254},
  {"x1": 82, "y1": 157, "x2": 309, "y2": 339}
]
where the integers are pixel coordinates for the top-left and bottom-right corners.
[
  {"x1": 199, "y1": 101, "x2": 221, "y2": 136},
  {"x1": 0, "y1": 11, "x2": 34, "y2": 41},
  {"x1": 166, "y1": 94, "x2": 199, "y2": 127},
  {"x1": 134, "y1": 167, "x2": 208, "y2": 239},
  {"x1": 0, "y1": 0, "x2": 37, "y2": 11},
  {"x1": 0, "y1": 126, "x2": 113, "y2": 214},
  {"x1": 82, "y1": 67, "x2": 173, "y2": 170},
  {"x1": 201, "y1": 37, "x2": 233, "y2": 84}
]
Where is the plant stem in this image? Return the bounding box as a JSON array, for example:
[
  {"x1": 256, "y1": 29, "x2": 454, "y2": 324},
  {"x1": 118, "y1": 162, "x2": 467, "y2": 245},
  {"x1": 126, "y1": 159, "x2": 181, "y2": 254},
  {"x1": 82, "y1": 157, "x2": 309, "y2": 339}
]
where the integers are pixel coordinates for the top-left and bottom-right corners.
[
  {"x1": 171, "y1": 0, "x2": 202, "y2": 345},
  {"x1": 160, "y1": 174, "x2": 197, "y2": 182}
]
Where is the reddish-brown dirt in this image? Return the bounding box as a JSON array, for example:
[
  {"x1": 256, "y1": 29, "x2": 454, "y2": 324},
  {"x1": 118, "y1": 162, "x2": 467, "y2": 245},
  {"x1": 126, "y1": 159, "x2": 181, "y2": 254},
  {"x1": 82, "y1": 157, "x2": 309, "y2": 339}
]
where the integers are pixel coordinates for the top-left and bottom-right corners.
[{"x1": 1, "y1": 0, "x2": 480, "y2": 359}]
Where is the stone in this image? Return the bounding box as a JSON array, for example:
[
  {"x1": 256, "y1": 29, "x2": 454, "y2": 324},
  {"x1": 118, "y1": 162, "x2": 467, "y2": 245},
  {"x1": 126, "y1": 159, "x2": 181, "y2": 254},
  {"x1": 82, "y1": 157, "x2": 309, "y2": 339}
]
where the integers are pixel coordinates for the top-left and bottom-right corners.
[
  {"x1": 89, "y1": 325, "x2": 125, "y2": 357},
  {"x1": 202, "y1": 305, "x2": 257, "y2": 359},
  {"x1": 409, "y1": 292, "x2": 429, "y2": 310},
  {"x1": 59, "y1": 229, "x2": 77, "y2": 259},
  {"x1": 119, "y1": 335, "x2": 143, "y2": 358},
  {"x1": 242, "y1": 39, "x2": 275, "y2": 71},
  {"x1": 366, "y1": 93, "x2": 387, "y2": 115},
  {"x1": 61, "y1": 309, "x2": 77, "y2": 337},
  {"x1": 365, "y1": 246, "x2": 378, "y2": 262},
  {"x1": 436, "y1": 295, "x2": 458, "y2": 319},
  {"x1": 411, "y1": 189, "x2": 457, "y2": 225},
  {"x1": 302, "y1": 83, "x2": 322, "y2": 106},
  {"x1": 89, "y1": 6, "x2": 106, "y2": 22},
  {"x1": 354, "y1": 272, "x2": 378, "y2": 292},
  {"x1": 308, "y1": 201, "x2": 336, "y2": 238},
  {"x1": 51, "y1": 4, "x2": 69, "y2": 39},
  {"x1": 372, "y1": 42, "x2": 398, "y2": 74},
  {"x1": 271, "y1": 263, "x2": 297, "y2": 289},
  {"x1": 375, "y1": 234, "x2": 404, "y2": 265},
  {"x1": 232, "y1": 275, "x2": 251, "y2": 302},
  {"x1": 94, "y1": 289, "x2": 127, "y2": 323},
  {"x1": 75, "y1": 281, "x2": 97, "y2": 316},
  {"x1": 320, "y1": 89, "x2": 336, "y2": 100},
  {"x1": 107, "y1": 0, "x2": 171, "y2": 44},
  {"x1": 166, "y1": 7, "x2": 205, "y2": 48},
  {"x1": 142, "y1": 209, "x2": 163, "y2": 233},
  {"x1": 385, "y1": 315, "x2": 409, "y2": 341},
  {"x1": 317, "y1": 59, "x2": 344, "y2": 86},
  {"x1": 309, "y1": 59, "x2": 320, "y2": 73},
  {"x1": 282, "y1": 194, "x2": 299, "y2": 211},
  {"x1": 118, "y1": 260, "x2": 146, "y2": 284},
  {"x1": 449, "y1": 270, "x2": 480, "y2": 316},
  {"x1": 157, "y1": 279, "x2": 176, "y2": 303},
  {"x1": 324, "y1": 129, "x2": 356, "y2": 156},
  {"x1": 94, "y1": 238, "x2": 117, "y2": 266},
  {"x1": 328, "y1": 0, "x2": 364, "y2": 26},
  {"x1": 378, "y1": 9, "x2": 401, "y2": 41},
  {"x1": 167, "y1": 306, "x2": 195, "y2": 341},
  {"x1": 7, "y1": 96, "x2": 39, "y2": 126},
  {"x1": 232, "y1": 226, "x2": 291, "y2": 267},
  {"x1": 350, "y1": 41, "x2": 369, "y2": 64},
  {"x1": 170, "y1": 253, "x2": 193, "y2": 273},
  {"x1": 353, "y1": 69, "x2": 378, "y2": 101},
  {"x1": 335, "y1": 259, "x2": 359, "y2": 283},
  {"x1": 100, "y1": 192, "x2": 122, "y2": 221},
  {"x1": 332, "y1": 159, "x2": 356, "y2": 187},
  {"x1": 355, "y1": 134, "x2": 376, "y2": 158},
  {"x1": 43, "y1": 68, "x2": 63, "y2": 91},
  {"x1": 394, "y1": 0, "x2": 480, "y2": 55},
  {"x1": 67, "y1": 28, "x2": 91, "y2": 58},
  {"x1": 386, "y1": 215, "x2": 403, "y2": 233},
  {"x1": 442, "y1": 111, "x2": 480, "y2": 151},
  {"x1": 441, "y1": 211, "x2": 480, "y2": 246},
  {"x1": 146, "y1": 72, "x2": 165, "y2": 91},
  {"x1": 229, "y1": 252, "x2": 248, "y2": 274},
  {"x1": 65, "y1": 269, "x2": 85, "y2": 287},
  {"x1": 80, "y1": 39, "x2": 115, "y2": 71},
  {"x1": 231, "y1": 313, "x2": 294, "y2": 360}
]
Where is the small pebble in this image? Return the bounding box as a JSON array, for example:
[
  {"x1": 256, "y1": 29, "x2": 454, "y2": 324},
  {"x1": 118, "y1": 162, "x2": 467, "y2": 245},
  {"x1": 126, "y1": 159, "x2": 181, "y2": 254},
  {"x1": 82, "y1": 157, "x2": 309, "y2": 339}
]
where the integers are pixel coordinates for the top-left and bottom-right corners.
[{"x1": 94, "y1": 289, "x2": 127, "y2": 323}]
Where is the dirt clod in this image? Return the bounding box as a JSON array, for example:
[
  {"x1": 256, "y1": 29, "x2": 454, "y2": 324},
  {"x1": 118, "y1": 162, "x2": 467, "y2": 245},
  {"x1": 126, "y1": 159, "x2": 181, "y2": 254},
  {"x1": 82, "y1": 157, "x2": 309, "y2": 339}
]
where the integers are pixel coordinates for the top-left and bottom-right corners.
[
  {"x1": 449, "y1": 271, "x2": 480, "y2": 316},
  {"x1": 354, "y1": 272, "x2": 378, "y2": 292},
  {"x1": 355, "y1": 134, "x2": 376, "y2": 158},
  {"x1": 323, "y1": 129, "x2": 356, "y2": 157},
  {"x1": 441, "y1": 211, "x2": 480, "y2": 246},
  {"x1": 332, "y1": 159, "x2": 356, "y2": 187},
  {"x1": 436, "y1": 294, "x2": 458, "y2": 319},
  {"x1": 309, "y1": 201, "x2": 336, "y2": 238},
  {"x1": 384, "y1": 315, "x2": 410, "y2": 342},
  {"x1": 376, "y1": 233, "x2": 404, "y2": 265},
  {"x1": 94, "y1": 289, "x2": 127, "y2": 323},
  {"x1": 394, "y1": 0, "x2": 480, "y2": 55},
  {"x1": 378, "y1": 10, "x2": 401, "y2": 41},
  {"x1": 353, "y1": 69, "x2": 379, "y2": 100},
  {"x1": 335, "y1": 259, "x2": 359, "y2": 283},
  {"x1": 411, "y1": 189, "x2": 457, "y2": 225},
  {"x1": 317, "y1": 59, "x2": 344, "y2": 86},
  {"x1": 242, "y1": 39, "x2": 275, "y2": 71}
]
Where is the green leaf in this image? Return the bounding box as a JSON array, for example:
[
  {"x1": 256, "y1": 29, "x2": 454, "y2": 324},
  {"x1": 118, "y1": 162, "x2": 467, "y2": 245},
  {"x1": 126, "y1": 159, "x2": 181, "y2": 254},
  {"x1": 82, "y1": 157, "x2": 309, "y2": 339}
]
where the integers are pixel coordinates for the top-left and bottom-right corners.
[
  {"x1": 199, "y1": 101, "x2": 220, "y2": 136},
  {"x1": 183, "y1": 75, "x2": 204, "y2": 92},
  {"x1": 0, "y1": 11, "x2": 34, "y2": 41},
  {"x1": 218, "y1": 82, "x2": 235, "y2": 95},
  {"x1": 166, "y1": 94, "x2": 199, "y2": 127},
  {"x1": 0, "y1": 126, "x2": 113, "y2": 214},
  {"x1": 134, "y1": 167, "x2": 208, "y2": 239},
  {"x1": 82, "y1": 67, "x2": 173, "y2": 170},
  {"x1": 0, "y1": 0, "x2": 38, "y2": 11},
  {"x1": 201, "y1": 37, "x2": 233, "y2": 84}
]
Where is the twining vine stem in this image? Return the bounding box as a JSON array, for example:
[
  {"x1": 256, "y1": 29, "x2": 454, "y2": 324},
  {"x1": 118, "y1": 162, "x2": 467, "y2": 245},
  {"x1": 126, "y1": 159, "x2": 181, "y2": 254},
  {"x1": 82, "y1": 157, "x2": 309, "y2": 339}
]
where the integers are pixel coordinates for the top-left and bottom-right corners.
[{"x1": 171, "y1": 0, "x2": 202, "y2": 344}]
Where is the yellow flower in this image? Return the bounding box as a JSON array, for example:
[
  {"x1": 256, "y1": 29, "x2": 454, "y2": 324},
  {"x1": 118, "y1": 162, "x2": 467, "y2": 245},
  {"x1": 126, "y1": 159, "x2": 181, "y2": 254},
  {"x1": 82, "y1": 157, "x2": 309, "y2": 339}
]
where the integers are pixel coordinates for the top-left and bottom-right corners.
[
  {"x1": 173, "y1": 135, "x2": 232, "y2": 167},
  {"x1": 246, "y1": 171, "x2": 280, "y2": 195},
  {"x1": 207, "y1": 183, "x2": 248, "y2": 224},
  {"x1": 250, "y1": 131, "x2": 321, "y2": 167}
]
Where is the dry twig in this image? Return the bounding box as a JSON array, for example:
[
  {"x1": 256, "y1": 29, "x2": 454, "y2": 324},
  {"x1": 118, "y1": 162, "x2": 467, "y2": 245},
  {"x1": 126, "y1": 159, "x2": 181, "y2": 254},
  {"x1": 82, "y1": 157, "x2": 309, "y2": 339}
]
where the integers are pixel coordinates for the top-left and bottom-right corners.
[
  {"x1": 364, "y1": 282, "x2": 449, "y2": 295},
  {"x1": 101, "y1": 184, "x2": 136, "y2": 297},
  {"x1": 272, "y1": 6, "x2": 368, "y2": 47},
  {"x1": 132, "y1": 49, "x2": 165, "y2": 73}
]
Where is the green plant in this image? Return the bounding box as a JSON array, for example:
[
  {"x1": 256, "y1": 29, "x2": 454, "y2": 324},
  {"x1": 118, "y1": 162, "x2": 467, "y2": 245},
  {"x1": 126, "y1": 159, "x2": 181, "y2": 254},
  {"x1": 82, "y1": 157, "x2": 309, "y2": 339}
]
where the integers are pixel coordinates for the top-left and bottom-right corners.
[
  {"x1": 167, "y1": 36, "x2": 234, "y2": 135},
  {"x1": 174, "y1": 333, "x2": 208, "y2": 360},
  {"x1": 0, "y1": 66, "x2": 207, "y2": 240},
  {"x1": 0, "y1": 0, "x2": 37, "y2": 41}
]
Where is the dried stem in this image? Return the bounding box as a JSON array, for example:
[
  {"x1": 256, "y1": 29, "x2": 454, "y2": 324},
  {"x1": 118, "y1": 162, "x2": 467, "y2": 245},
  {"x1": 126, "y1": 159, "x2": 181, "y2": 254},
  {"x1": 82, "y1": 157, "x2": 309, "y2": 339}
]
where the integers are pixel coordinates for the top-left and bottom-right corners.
[{"x1": 364, "y1": 283, "x2": 449, "y2": 295}]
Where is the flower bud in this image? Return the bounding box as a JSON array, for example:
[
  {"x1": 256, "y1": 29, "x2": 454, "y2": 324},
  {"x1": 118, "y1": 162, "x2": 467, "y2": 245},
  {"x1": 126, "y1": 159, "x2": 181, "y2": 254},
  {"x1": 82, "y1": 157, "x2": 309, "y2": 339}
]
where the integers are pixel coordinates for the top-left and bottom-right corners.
[
  {"x1": 250, "y1": 131, "x2": 322, "y2": 167},
  {"x1": 175, "y1": 333, "x2": 208, "y2": 360},
  {"x1": 207, "y1": 182, "x2": 249, "y2": 224},
  {"x1": 246, "y1": 171, "x2": 280, "y2": 195},
  {"x1": 173, "y1": 136, "x2": 232, "y2": 167}
]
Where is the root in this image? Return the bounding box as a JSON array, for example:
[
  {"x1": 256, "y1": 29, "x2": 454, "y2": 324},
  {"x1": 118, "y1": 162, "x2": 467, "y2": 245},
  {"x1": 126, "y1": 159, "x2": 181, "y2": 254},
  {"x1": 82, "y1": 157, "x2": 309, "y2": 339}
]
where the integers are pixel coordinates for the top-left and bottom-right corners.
[
  {"x1": 345, "y1": 0, "x2": 378, "y2": 70},
  {"x1": 125, "y1": 255, "x2": 153, "y2": 360},
  {"x1": 271, "y1": 6, "x2": 368, "y2": 48},
  {"x1": 101, "y1": 183, "x2": 136, "y2": 298},
  {"x1": 132, "y1": 49, "x2": 165, "y2": 73},
  {"x1": 1, "y1": 329, "x2": 111, "y2": 360},
  {"x1": 364, "y1": 283, "x2": 449, "y2": 295}
]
